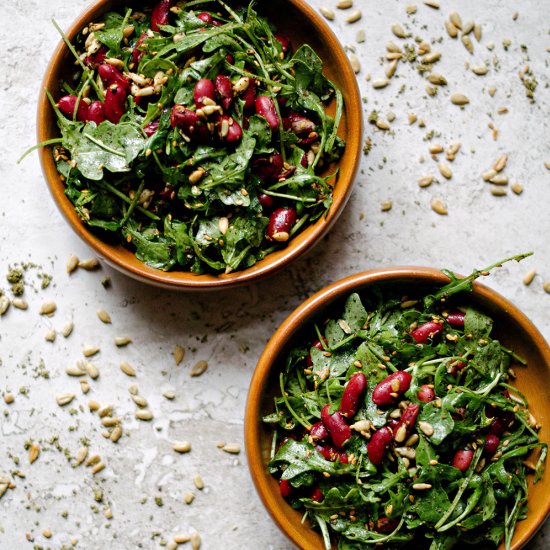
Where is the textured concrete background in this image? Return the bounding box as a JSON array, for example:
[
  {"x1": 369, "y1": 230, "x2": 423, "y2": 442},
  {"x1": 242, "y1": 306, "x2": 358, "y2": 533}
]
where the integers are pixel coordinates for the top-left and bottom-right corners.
[{"x1": 0, "y1": 0, "x2": 549, "y2": 548}]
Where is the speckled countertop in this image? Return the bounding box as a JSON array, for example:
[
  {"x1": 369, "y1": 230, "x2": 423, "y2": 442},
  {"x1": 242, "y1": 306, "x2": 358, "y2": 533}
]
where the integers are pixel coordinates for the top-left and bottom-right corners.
[{"x1": 0, "y1": 0, "x2": 549, "y2": 548}]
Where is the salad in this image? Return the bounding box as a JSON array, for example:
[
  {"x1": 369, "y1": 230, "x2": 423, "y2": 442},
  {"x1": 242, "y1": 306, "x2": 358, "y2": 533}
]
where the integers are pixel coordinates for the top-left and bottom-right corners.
[
  {"x1": 46, "y1": 0, "x2": 344, "y2": 274},
  {"x1": 264, "y1": 255, "x2": 546, "y2": 549}
]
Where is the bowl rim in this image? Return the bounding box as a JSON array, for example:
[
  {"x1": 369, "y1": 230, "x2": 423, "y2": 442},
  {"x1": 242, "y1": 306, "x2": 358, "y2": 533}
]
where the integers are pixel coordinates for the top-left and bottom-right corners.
[
  {"x1": 36, "y1": 0, "x2": 363, "y2": 290},
  {"x1": 244, "y1": 266, "x2": 550, "y2": 550}
]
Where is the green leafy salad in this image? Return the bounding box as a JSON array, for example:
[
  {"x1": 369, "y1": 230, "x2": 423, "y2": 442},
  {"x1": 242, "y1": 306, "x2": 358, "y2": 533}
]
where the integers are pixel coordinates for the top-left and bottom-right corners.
[
  {"x1": 264, "y1": 255, "x2": 546, "y2": 549},
  {"x1": 45, "y1": 0, "x2": 344, "y2": 273}
]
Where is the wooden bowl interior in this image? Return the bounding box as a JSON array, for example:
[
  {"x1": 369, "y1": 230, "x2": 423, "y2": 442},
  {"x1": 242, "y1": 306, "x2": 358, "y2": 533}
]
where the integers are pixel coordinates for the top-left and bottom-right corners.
[{"x1": 37, "y1": 0, "x2": 362, "y2": 290}]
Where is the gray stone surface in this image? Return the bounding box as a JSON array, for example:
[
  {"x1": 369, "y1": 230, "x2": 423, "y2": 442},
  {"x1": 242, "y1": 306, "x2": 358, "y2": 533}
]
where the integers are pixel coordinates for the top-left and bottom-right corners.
[{"x1": 0, "y1": 0, "x2": 548, "y2": 548}]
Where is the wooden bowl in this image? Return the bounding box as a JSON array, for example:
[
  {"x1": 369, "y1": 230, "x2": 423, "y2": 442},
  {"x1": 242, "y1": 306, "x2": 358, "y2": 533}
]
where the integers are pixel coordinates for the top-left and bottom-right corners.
[
  {"x1": 245, "y1": 267, "x2": 550, "y2": 549},
  {"x1": 37, "y1": 0, "x2": 362, "y2": 290}
]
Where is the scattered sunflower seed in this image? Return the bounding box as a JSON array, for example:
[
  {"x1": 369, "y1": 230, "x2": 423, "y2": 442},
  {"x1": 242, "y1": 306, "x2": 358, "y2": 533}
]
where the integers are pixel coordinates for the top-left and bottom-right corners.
[
  {"x1": 544, "y1": 162, "x2": 550, "y2": 170},
  {"x1": 173, "y1": 441, "x2": 192, "y2": 454},
  {"x1": 444, "y1": 20, "x2": 458, "y2": 38},
  {"x1": 45, "y1": 329, "x2": 56, "y2": 343},
  {"x1": 66, "y1": 364, "x2": 86, "y2": 377},
  {"x1": 191, "y1": 532, "x2": 201, "y2": 550},
  {"x1": 438, "y1": 163, "x2": 452, "y2": 179},
  {"x1": 380, "y1": 200, "x2": 393, "y2": 212},
  {"x1": 412, "y1": 483, "x2": 433, "y2": 490},
  {"x1": 0, "y1": 296, "x2": 10, "y2": 316},
  {"x1": 429, "y1": 144, "x2": 443, "y2": 154},
  {"x1": 490, "y1": 186, "x2": 507, "y2": 196},
  {"x1": 4, "y1": 393, "x2": 14, "y2": 404},
  {"x1": 163, "y1": 390, "x2": 176, "y2": 400},
  {"x1": 128, "y1": 384, "x2": 138, "y2": 396},
  {"x1": 336, "y1": 0, "x2": 353, "y2": 8},
  {"x1": 427, "y1": 73, "x2": 447, "y2": 86},
  {"x1": 423, "y1": 51, "x2": 441, "y2": 64},
  {"x1": 66, "y1": 255, "x2": 79, "y2": 273},
  {"x1": 75, "y1": 446, "x2": 89, "y2": 465},
  {"x1": 349, "y1": 53, "x2": 361, "y2": 74},
  {"x1": 39, "y1": 301, "x2": 57, "y2": 316},
  {"x1": 474, "y1": 23, "x2": 482, "y2": 42},
  {"x1": 373, "y1": 78, "x2": 390, "y2": 90},
  {"x1": 430, "y1": 198, "x2": 448, "y2": 215},
  {"x1": 62, "y1": 321, "x2": 74, "y2": 338},
  {"x1": 222, "y1": 444, "x2": 241, "y2": 455},
  {"x1": 85, "y1": 362, "x2": 100, "y2": 380},
  {"x1": 110, "y1": 426, "x2": 123, "y2": 443},
  {"x1": 135, "y1": 409, "x2": 154, "y2": 421},
  {"x1": 80, "y1": 380, "x2": 90, "y2": 394},
  {"x1": 114, "y1": 336, "x2": 132, "y2": 347},
  {"x1": 493, "y1": 154, "x2": 508, "y2": 172},
  {"x1": 450, "y1": 93, "x2": 470, "y2": 105},
  {"x1": 29, "y1": 443, "x2": 40, "y2": 464},
  {"x1": 406, "y1": 5, "x2": 417, "y2": 14},
  {"x1": 418, "y1": 176, "x2": 434, "y2": 188},
  {"x1": 191, "y1": 360, "x2": 208, "y2": 377},
  {"x1": 523, "y1": 270, "x2": 536, "y2": 286},
  {"x1": 56, "y1": 393, "x2": 76, "y2": 407},
  {"x1": 319, "y1": 7, "x2": 335, "y2": 20},
  {"x1": 449, "y1": 12, "x2": 462, "y2": 29},
  {"x1": 132, "y1": 394, "x2": 148, "y2": 408},
  {"x1": 542, "y1": 282, "x2": 550, "y2": 294},
  {"x1": 391, "y1": 24, "x2": 407, "y2": 39},
  {"x1": 174, "y1": 345, "x2": 185, "y2": 365},
  {"x1": 97, "y1": 309, "x2": 112, "y2": 324},
  {"x1": 174, "y1": 534, "x2": 191, "y2": 544},
  {"x1": 462, "y1": 20, "x2": 475, "y2": 35},
  {"x1": 12, "y1": 298, "x2": 28, "y2": 310},
  {"x1": 461, "y1": 35, "x2": 474, "y2": 54},
  {"x1": 356, "y1": 29, "x2": 366, "y2": 43},
  {"x1": 193, "y1": 474, "x2": 205, "y2": 490},
  {"x1": 418, "y1": 420, "x2": 435, "y2": 436},
  {"x1": 120, "y1": 361, "x2": 137, "y2": 377},
  {"x1": 91, "y1": 462, "x2": 106, "y2": 475},
  {"x1": 482, "y1": 169, "x2": 497, "y2": 181},
  {"x1": 423, "y1": 0, "x2": 440, "y2": 8},
  {"x1": 78, "y1": 258, "x2": 100, "y2": 271},
  {"x1": 511, "y1": 182, "x2": 523, "y2": 195},
  {"x1": 472, "y1": 64, "x2": 488, "y2": 76},
  {"x1": 183, "y1": 492, "x2": 195, "y2": 505},
  {"x1": 385, "y1": 60, "x2": 398, "y2": 78},
  {"x1": 489, "y1": 174, "x2": 508, "y2": 185},
  {"x1": 346, "y1": 9, "x2": 362, "y2": 24}
]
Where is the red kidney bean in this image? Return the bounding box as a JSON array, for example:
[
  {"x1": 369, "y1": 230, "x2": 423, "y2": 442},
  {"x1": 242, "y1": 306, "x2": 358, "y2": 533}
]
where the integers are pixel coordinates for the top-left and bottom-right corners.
[
  {"x1": 367, "y1": 426, "x2": 393, "y2": 465},
  {"x1": 448, "y1": 358, "x2": 466, "y2": 377},
  {"x1": 309, "y1": 421, "x2": 329, "y2": 443},
  {"x1": 388, "y1": 418, "x2": 400, "y2": 431},
  {"x1": 446, "y1": 312, "x2": 465, "y2": 327},
  {"x1": 279, "y1": 478, "x2": 293, "y2": 498},
  {"x1": 170, "y1": 105, "x2": 211, "y2": 142},
  {"x1": 315, "y1": 445, "x2": 349, "y2": 464},
  {"x1": 255, "y1": 95, "x2": 280, "y2": 130},
  {"x1": 417, "y1": 384, "x2": 435, "y2": 403},
  {"x1": 339, "y1": 373, "x2": 367, "y2": 418},
  {"x1": 98, "y1": 63, "x2": 129, "y2": 91},
  {"x1": 484, "y1": 434, "x2": 500, "y2": 455},
  {"x1": 279, "y1": 165, "x2": 296, "y2": 181},
  {"x1": 372, "y1": 371, "x2": 412, "y2": 406},
  {"x1": 132, "y1": 33, "x2": 148, "y2": 68},
  {"x1": 240, "y1": 78, "x2": 257, "y2": 111},
  {"x1": 299, "y1": 132, "x2": 320, "y2": 146},
  {"x1": 215, "y1": 74, "x2": 233, "y2": 111},
  {"x1": 194, "y1": 79, "x2": 216, "y2": 109},
  {"x1": 57, "y1": 95, "x2": 89, "y2": 122},
  {"x1": 452, "y1": 449, "x2": 474, "y2": 472},
  {"x1": 283, "y1": 112, "x2": 316, "y2": 137},
  {"x1": 252, "y1": 152, "x2": 283, "y2": 182},
  {"x1": 143, "y1": 120, "x2": 159, "y2": 137},
  {"x1": 393, "y1": 404, "x2": 420, "y2": 442},
  {"x1": 103, "y1": 85, "x2": 126, "y2": 124},
  {"x1": 375, "y1": 517, "x2": 399, "y2": 534},
  {"x1": 225, "y1": 53, "x2": 234, "y2": 64},
  {"x1": 197, "y1": 11, "x2": 213, "y2": 24},
  {"x1": 300, "y1": 153, "x2": 309, "y2": 168},
  {"x1": 151, "y1": 0, "x2": 173, "y2": 31},
  {"x1": 86, "y1": 100, "x2": 105, "y2": 124},
  {"x1": 310, "y1": 486, "x2": 323, "y2": 502},
  {"x1": 321, "y1": 404, "x2": 352, "y2": 449},
  {"x1": 258, "y1": 193, "x2": 275, "y2": 211},
  {"x1": 489, "y1": 410, "x2": 515, "y2": 436},
  {"x1": 274, "y1": 34, "x2": 291, "y2": 55},
  {"x1": 266, "y1": 207, "x2": 297, "y2": 242},
  {"x1": 85, "y1": 46, "x2": 107, "y2": 68},
  {"x1": 411, "y1": 321, "x2": 444, "y2": 343},
  {"x1": 217, "y1": 114, "x2": 242, "y2": 143},
  {"x1": 159, "y1": 185, "x2": 175, "y2": 201}
]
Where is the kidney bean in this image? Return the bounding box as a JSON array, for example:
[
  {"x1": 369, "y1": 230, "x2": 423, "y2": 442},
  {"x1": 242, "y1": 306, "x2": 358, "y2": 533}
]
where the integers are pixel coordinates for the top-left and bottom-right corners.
[
  {"x1": 372, "y1": 371, "x2": 412, "y2": 406},
  {"x1": 367, "y1": 426, "x2": 393, "y2": 465},
  {"x1": 300, "y1": 153, "x2": 309, "y2": 168},
  {"x1": 309, "y1": 421, "x2": 329, "y2": 443},
  {"x1": 388, "y1": 418, "x2": 400, "y2": 431},
  {"x1": 339, "y1": 373, "x2": 367, "y2": 418},
  {"x1": 417, "y1": 384, "x2": 435, "y2": 403},
  {"x1": 151, "y1": 0, "x2": 173, "y2": 31},
  {"x1": 131, "y1": 33, "x2": 148, "y2": 68},
  {"x1": 446, "y1": 311, "x2": 465, "y2": 327},
  {"x1": 266, "y1": 207, "x2": 297, "y2": 242},
  {"x1": 215, "y1": 75, "x2": 233, "y2": 111},
  {"x1": 255, "y1": 95, "x2": 280, "y2": 130},
  {"x1": 98, "y1": 63, "x2": 129, "y2": 91},
  {"x1": 226, "y1": 53, "x2": 234, "y2": 64},
  {"x1": 252, "y1": 152, "x2": 283, "y2": 183},
  {"x1": 103, "y1": 85, "x2": 126, "y2": 124},
  {"x1": 57, "y1": 95, "x2": 89, "y2": 122},
  {"x1": 279, "y1": 165, "x2": 296, "y2": 181},
  {"x1": 310, "y1": 486, "x2": 324, "y2": 502},
  {"x1": 258, "y1": 193, "x2": 275, "y2": 211},
  {"x1": 489, "y1": 410, "x2": 515, "y2": 436},
  {"x1": 86, "y1": 100, "x2": 105, "y2": 124},
  {"x1": 197, "y1": 11, "x2": 213, "y2": 24},
  {"x1": 375, "y1": 517, "x2": 399, "y2": 534},
  {"x1": 283, "y1": 112, "x2": 316, "y2": 137},
  {"x1": 194, "y1": 79, "x2": 216, "y2": 109},
  {"x1": 274, "y1": 34, "x2": 291, "y2": 55},
  {"x1": 279, "y1": 478, "x2": 293, "y2": 498},
  {"x1": 85, "y1": 46, "x2": 106, "y2": 68},
  {"x1": 321, "y1": 404, "x2": 351, "y2": 449},
  {"x1": 411, "y1": 321, "x2": 444, "y2": 344},
  {"x1": 159, "y1": 186, "x2": 175, "y2": 201},
  {"x1": 143, "y1": 120, "x2": 159, "y2": 137},
  {"x1": 170, "y1": 106, "x2": 209, "y2": 142},
  {"x1": 452, "y1": 449, "x2": 474, "y2": 472},
  {"x1": 484, "y1": 434, "x2": 500, "y2": 455},
  {"x1": 240, "y1": 79, "x2": 257, "y2": 111},
  {"x1": 217, "y1": 114, "x2": 242, "y2": 143},
  {"x1": 393, "y1": 404, "x2": 420, "y2": 442}
]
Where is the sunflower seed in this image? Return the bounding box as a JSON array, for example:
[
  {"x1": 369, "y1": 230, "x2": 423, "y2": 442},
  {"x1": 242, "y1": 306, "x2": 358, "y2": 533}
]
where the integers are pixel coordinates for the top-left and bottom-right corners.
[
  {"x1": 135, "y1": 409, "x2": 153, "y2": 421},
  {"x1": 511, "y1": 182, "x2": 523, "y2": 195},
  {"x1": 493, "y1": 154, "x2": 508, "y2": 172},
  {"x1": 163, "y1": 390, "x2": 176, "y2": 400},
  {"x1": 88, "y1": 400, "x2": 101, "y2": 412},
  {"x1": 385, "y1": 60, "x2": 398, "y2": 78},
  {"x1": 91, "y1": 462, "x2": 106, "y2": 475},
  {"x1": 490, "y1": 186, "x2": 507, "y2": 196},
  {"x1": 98, "y1": 405, "x2": 112, "y2": 417},
  {"x1": 482, "y1": 169, "x2": 497, "y2": 181},
  {"x1": 412, "y1": 483, "x2": 432, "y2": 490},
  {"x1": 29, "y1": 443, "x2": 40, "y2": 464},
  {"x1": 461, "y1": 35, "x2": 474, "y2": 54},
  {"x1": 66, "y1": 255, "x2": 79, "y2": 273},
  {"x1": 85, "y1": 454, "x2": 101, "y2": 466},
  {"x1": 447, "y1": 143, "x2": 461, "y2": 157},
  {"x1": 56, "y1": 393, "x2": 75, "y2": 407},
  {"x1": 78, "y1": 258, "x2": 100, "y2": 271},
  {"x1": 110, "y1": 426, "x2": 123, "y2": 442},
  {"x1": 0, "y1": 296, "x2": 10, "y2": 316},
  {"x1": 346, "y1": 9, "x2": 362, "y2": 23},
  {"x1": 372, "y1": 78, "x2": 389, "y2": 89},
  {"x1": 386, "y1": 52, "x2": 403, "y2": 60},
  {"x1": 395, "y1": 446, "x2": 416, "y2": 459},
  {"x1": 45, "y1": 329, "x2": 56, "y2": 342},
  {"x1": 97, "y1": 309, "x2": 111, "y2": 324},
  {"x1": 543, "y1": 282, "x2": 550, "y2": 294},
  {"x1": 380, "y1": 200, "x2": 393, "y2": 212},
  {"x1": 438, "y1": 163, "x2": 452, "y2": 179},
  {"x1": 356, "y1": 29, "x2": 366, "y2": 43},
  {"x1": 450, "y1": 93, "x2": 470, "y2": 105},
  {"x1": 489, "y1": 174, "x2": 508, "y2": 185},
  {"x1": 474, "y1": 23, "x2": 482, "y2": 42},
  {"x1": 418, "y1": 41, "x2": 430, "y2": 55},
  {"x1": 183, "y1": 492, "x2": 195, "y2": 505},
  {"x1": 85, "y1": 362, "x2": 100, "y2": 379},
  {"x1": 336, "y1": 0, "x2": 353, "y2": 8},
  {"x1": 488, "y1": 86, "x2": 496, "y2": 97},
  {"x1": 349, "y1": 53, "x2": 361, "y2": 74},
  {"x1": 445, "y1": 20, "x2": 458, "y2": 38},
  {"x1": 39, "y1": 301, "x2": 57, "y2": 316},
  {"x1": 12, "y1": 298, "x2": 28, "y2": 310},
  {"x1": 449, "y1": 12, "x2": 462, "y2": 29},
  {"x1": 174, "y1": 534, "x2": 191, "y2": 544},
  {"x1": 376, "y1": 120, "x2": 390, "y2": 131},
  {"x1": 523, "y1": 270, "x2": 536, "y2": 286},
  {"x1": 66, "y1": 364, "x2": 86, "y2": 377},
  {"x1": 222, "y1": 444, "x2": 241, "y2": 455},
  {"x1": 406, "y1": 4, "x2": 417, "y2": 14},
  {"x1": 391, "y1": 24, "x2": 407, "y2": 39},
  {"x1": 394, "y1": 424, "x2": 408, "y2": 443},
  {"x1": 128, "y1": 384, "x2": 138, "y2": 396},
  {"x1": 174, "y1": 345, "x2": 185, "y2": 365},
  {"x1": 423, "y1": 51, "x2": 441, "y2": 64},
  {"x1": 418, "y1": 176, "x2": 434, "y2": 188},
  {"x1": 83, "y1": 346, "x2": 100, "y2": 357},
  {"x1": 428, "y1": 73, "x2": 447, "y2": 85},
  {"x1": 75, "y1": 446, "x2": 89, "y2": 465},
  {"x1": 431, "y1": 198, "x2": 448, "y2": 215},
  {"x1": 351, "y1": 419, "x2": 372, "y2": 432},
  {"x1": 101, "y1": 417, "x2": 120, "y2": 428},
  {"x1": 191, "y1": 532, "x2": 201, "y2": 550},
  {"x1": 418, "y1": 421, "x2": 434, "y2": 436},
  {"x1": 80, "y1": 380, "x2": 90, "y2": 394},
  {"x1": 62, "y1": 321, "x2": 74, "y2": 338},
  {"x1": 319, "y1": 7, "x2": 335, "y2": 20},
  {"x1": 386, "y1": 41, "x2": 402, "y2": 53},
  {"x1": 462, "y1": 20, "x2": 475, "y2": 35},
  {"x1": 120, "y1": 361, "x2": 137, "y2": 377},
  {"x1": 472, "y1": 64, "x2": 488, "y2": 75},
  {"x1": 423, "y1": 1, "x2": 440, "y2": 8},
  {"x1": 173, "y1": 441, "x2": 192, "y2": 453},
  {"x1": 4, "y1": 393, "x2": 14, "y2": 404},
  {"x1": 191, "y1": 360, "x2": 208, "y2": 377},
  {"x1": 132, "y1": 395, "x2": 148, "y2": 408},
  {"x1": 193, "y1": 474, "x2": 205, "y2": 490}
]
